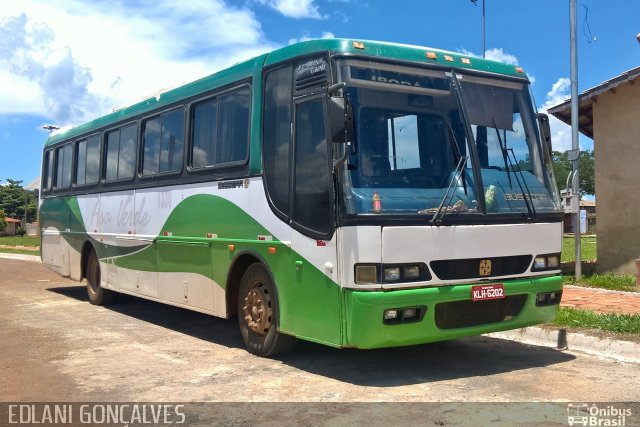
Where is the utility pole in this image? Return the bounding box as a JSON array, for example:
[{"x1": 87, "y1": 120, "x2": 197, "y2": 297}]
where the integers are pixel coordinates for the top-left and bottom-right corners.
[
  {"x1": 570, "y1": 0, "x2": 582, "y2": 280},
  {"x1": 482, "y1": 0, "x2": 486, "y2": 58}
]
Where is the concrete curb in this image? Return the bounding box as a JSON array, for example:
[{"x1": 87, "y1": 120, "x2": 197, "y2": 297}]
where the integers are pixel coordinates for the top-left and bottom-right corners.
[
  {"x1": 0, "y1": 253, "x2": 41, "y2": 263},
  {"x1": 486, "y1": 326, "x2": 640, "y2": 364}
]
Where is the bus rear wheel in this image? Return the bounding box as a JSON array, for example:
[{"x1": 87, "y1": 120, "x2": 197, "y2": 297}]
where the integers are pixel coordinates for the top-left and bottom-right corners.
[
  {"x1": 237, "y1": 264, "x2": 295, "y2": 357},
  {"x1": 86, "y1": 249, "x2": 117, "y2": 305}
]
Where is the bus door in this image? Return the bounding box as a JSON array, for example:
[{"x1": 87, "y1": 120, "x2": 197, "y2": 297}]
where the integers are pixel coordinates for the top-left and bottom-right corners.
[{"x1": 285, "y1": 95, "x2": 341, "y2": 345}]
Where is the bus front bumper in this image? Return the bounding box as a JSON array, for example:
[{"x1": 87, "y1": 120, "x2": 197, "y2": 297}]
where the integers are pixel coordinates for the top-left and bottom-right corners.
[{"x1": 342, "y1": 275, "x2": 563, "y2": 349}]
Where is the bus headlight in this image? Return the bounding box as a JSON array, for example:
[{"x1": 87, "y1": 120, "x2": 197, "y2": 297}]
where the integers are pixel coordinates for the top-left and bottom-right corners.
[
  {"x1": 355, "y1": 263, "x2": 431, "y2": 284},
  {"x1": 355, "y1": 265, "x2": 378, "y2": 284},
  {"x1": 533, "y1": 257, "x2": 547, "y2": 269},
  {"x1": 384, "y1": 267, "x2": 401, "y2": 281},
  {"x1": 532, "y1": 254, "x2": 560, "y2": 271},
  {"x1": 403, "y1": 265, "x2": 420, "y2": 279}
]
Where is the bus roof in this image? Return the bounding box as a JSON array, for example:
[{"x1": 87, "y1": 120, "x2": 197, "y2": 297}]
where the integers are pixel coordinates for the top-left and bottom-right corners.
[{"x1": 44, "y1": 38, "x2": 526, "y2": 147}]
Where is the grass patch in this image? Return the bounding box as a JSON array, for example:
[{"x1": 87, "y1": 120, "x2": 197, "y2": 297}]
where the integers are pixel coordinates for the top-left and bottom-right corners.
[
  {"x1": 562, "y1": 235, "x2": 596, "y2": 263},
  {"x1": 0, "y1": 247, "x2": 40, "y2": 256},
  {"x1": 0, "y1": 235, "x2": 40, "y2": 247},
  {"x1": 564, "y1": 273, "x2": 638, "y2": 293},
  {"x1": 551, "y1": 307, "x2": 640, "y2": 334}
]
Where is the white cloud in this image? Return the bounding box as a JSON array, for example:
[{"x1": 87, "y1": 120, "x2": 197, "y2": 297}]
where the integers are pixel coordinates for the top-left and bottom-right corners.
[
  {"x1": 0, "y1": 13, "x2": 98, "y2": 122},
  {"x1": 288, "y1": 31, "x2": 335, "y2": 45},
  {"x1": 459, "y1": 47, "x2": 535, "y2": 83},
  {"x1": 545, "y1": 77, "x2": 571, "y2": 106},
  {"x1": 0, "y1": 1, "x2": 279, "y2": 125},
  {"x1": 484, "y1": 48, "x2": 519, "y2": 66},
  {"x1": 259, "y1": 0, "x2": 323, "y2": 19},
  {"x1": 459, "y1": 47, "x2": 518, "y2": 65},
  {"x1": 540, "y1": 77, "x2": 573, "y2": 151}
]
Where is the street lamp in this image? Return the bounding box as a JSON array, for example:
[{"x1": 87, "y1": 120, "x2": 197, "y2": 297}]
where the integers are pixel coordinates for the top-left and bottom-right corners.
[
  {"x1": 42, "y1": 125, "x2": 60, "y2": 133},
  {"x1": 470, "y1": 0, "x2": 486, "y2": 57}
]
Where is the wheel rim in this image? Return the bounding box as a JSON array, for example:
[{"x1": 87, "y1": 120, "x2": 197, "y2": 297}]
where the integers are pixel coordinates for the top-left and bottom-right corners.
[{"x1": 242, "y1": 282, "x2": 272, "y2": 335}]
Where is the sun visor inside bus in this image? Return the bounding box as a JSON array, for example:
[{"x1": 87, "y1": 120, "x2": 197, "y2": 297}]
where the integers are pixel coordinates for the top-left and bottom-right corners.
[{"x1": 461, "y1": 84, "x2": 514, "y2": 131}]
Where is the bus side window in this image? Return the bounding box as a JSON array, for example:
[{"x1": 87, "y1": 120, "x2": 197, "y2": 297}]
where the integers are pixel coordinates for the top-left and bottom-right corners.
[
  {"x1": 74, "y1": 135, "x2": 100, "y2": 185},
  {"x1": 105, "y1": 129, "x2": 120, "y2": 181},
  {"x1": 217, "y1": 88, "x2": 250, "y2": 165},
  {"x1": 293, "y1": 98, "x2": 331, "y2": 236},
  {"x1": 190, "y1": 87, "x2": 249, "y2": 171},
  {"x1": 54, "y1": 144, "x2": 72, "y2": 189},
  {"x1": 75, "y1": 139, "x2": 87, "y2": 186},
  {"x1": 263, "y1": 65, "x2": 293, "y2": 218},
  {"x1": 142, "y1": 109, "x2": 184, "y2": 176},
  {"x1": 191, "y1": 99, "x2": 217, "y2": 169},
  {"x1": 119, "y1": 124, "x2": 137, "y2": 179},
  {"x1": 85, "y1": 135, "x2": 100, "y2": 184},
  {"x1": 43, "y1": 150, "x2": 54, "y2": 190},
  {"x1": 104, "y1": 123, "x2": 137, "y2": 181}
]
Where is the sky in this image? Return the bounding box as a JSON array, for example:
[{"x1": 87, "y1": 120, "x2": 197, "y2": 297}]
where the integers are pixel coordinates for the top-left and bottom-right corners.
[{"x1": 1, "y1": 0, "x2": 638, "y2": 188}]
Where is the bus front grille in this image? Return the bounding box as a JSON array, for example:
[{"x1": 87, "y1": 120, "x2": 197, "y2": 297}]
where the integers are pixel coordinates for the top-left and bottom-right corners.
[
  {"x1": 430, "y1": 255, "x2": 532, "y2": 280},
  {"x1": 434, "y1": 295, "x2": 528, "y2": 329}
]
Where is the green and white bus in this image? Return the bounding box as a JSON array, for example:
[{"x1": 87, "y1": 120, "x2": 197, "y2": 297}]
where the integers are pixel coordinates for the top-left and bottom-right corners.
[{"x1": 40, "y1": 39, "x2": 564, "y2": 357}]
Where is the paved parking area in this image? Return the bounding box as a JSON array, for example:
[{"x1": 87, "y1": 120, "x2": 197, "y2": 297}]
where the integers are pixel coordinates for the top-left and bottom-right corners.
[{"x1": 1, "y1": 258, "x2": 639, "y2": 404}]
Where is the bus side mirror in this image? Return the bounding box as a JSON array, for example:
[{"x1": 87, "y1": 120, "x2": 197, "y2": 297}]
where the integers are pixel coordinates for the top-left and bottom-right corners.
[
  {"x1": 537, "y1": 113, "x2": 552, "y2": 154},
  {"x1": 327, "y1": 83, "x2": 353, "y2": 143}
]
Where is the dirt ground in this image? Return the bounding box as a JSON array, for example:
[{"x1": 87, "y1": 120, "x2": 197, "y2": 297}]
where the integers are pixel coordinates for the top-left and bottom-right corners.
[{"x1": 1, "y1": 258, "x2": 639, "y2": 425}]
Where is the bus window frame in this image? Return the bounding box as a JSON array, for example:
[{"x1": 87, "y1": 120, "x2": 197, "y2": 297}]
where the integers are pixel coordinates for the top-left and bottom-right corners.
[
  {"x1": 261, "y1": 64, "x2": 294, "y2": 225},
  {"x1": 138, "y1": 105, "x2": 187, "y2": 181},
  {"x1": 290, "y1": 93, "x2": 335, "y2": 240},
  {"x1": 186, "y1": 82, "x2": 252, "y2": 175},
  {"x1": 73, "y1": 132, "x2": 102, "y2": 189},
  {"x1": 101, "y1": 121, "x2": 139, "y2": 186},
  {"x1": 41, "y1": 149, "x2": 55, "y2": 193},
  {"x1": 53, "y1": 143, "x2": 73, "y2": 191}
]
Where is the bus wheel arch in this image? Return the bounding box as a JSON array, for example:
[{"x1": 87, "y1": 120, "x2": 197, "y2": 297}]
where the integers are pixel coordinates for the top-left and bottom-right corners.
[
  {"x1": 230, "y1": 256, "x2": 296, "y2": 357},
  {"x1": 226, "y1": 252, "x2": 263, "y2": 317}
]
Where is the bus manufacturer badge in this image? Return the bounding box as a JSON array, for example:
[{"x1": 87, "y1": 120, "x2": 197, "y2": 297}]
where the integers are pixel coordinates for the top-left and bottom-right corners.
[{"x1": 479, "y1": 259, "x2": 492, "y2": 276}]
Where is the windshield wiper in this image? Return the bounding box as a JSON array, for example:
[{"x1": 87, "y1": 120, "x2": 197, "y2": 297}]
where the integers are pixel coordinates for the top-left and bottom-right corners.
[
  {"x1": 425, "y1": 122, "x2": 473, "y2": 223},
  {"x1": 493, "y1": 119, "x2": 513, "y2": 189},
  {"x1": 507, "y1": 147, "x2": 537, "y2": 220},
  {"x1": 430, "y1": 155, "x2": 468, "y2": 224},
  {"x1": 492, "y1": 120, "x2": 536, "y2": 220}
]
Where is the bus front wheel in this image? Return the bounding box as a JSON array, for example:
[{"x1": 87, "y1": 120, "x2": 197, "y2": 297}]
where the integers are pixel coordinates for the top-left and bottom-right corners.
[
  {"x1": 86, "y1": 250, "x2": 117, "y2": 306},
  {"x1": 237, "y1": 263, "x2": 295, "y2": 357}
]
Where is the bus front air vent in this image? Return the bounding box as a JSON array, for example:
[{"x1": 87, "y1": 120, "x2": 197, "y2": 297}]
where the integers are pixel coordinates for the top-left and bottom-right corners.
[{"x1": 430, "y1": 255, "x2": 532, "y2": 280}]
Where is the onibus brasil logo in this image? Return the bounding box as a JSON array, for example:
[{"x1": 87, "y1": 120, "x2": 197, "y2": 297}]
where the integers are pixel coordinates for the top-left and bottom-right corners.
[{"x1": 567, "y1": 403, "x2": 632, "y2": 426}]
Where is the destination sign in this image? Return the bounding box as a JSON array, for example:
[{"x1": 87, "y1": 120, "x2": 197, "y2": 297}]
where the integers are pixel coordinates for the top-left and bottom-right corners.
[{"x1": 350, "y1": 67, "x2": 450, "y2": 91}]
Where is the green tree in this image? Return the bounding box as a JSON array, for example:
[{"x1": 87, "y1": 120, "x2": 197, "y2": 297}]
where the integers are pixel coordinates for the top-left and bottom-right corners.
[
  {"x1": 0, "y1": 209, "x2": 6, "y2": 232},
  {"x1": 0, "y1": 179, "x2": 38, "y2": 223},
  {"x1": 551, "y1": 150, "x2": 595, "y2": 196}
]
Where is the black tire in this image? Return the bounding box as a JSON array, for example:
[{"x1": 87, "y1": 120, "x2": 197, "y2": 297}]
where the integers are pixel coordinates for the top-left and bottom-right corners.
[
  {"x1": 237, "y1": 263, "x2": 296, "y2": 357},
  {"x1": 86, "y1": 249, "x2": 117, "y2": 305}
]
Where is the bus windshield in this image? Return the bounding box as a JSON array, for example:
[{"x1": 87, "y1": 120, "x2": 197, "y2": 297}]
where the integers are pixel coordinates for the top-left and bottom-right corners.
[{"x1": 337, "y1": 59, "x2": 562, "y2": 220}]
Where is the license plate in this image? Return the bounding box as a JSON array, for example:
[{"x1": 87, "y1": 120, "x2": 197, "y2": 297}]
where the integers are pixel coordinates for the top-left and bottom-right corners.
[{"x1": 471, "y1": 284, "x2": 505, "y2": 301}]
